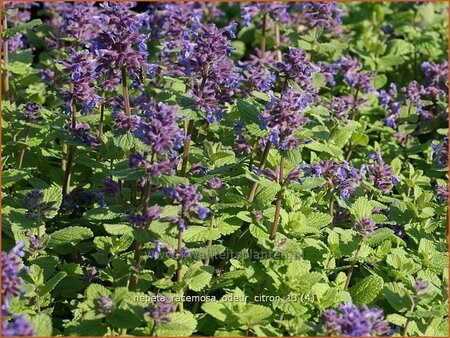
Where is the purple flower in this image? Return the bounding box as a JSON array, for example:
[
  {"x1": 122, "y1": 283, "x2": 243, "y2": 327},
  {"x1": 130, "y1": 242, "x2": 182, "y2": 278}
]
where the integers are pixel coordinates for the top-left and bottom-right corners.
[
  {"x1": 61, "y1": 187, "x2": 104, "y2": 213},
  {"x1": 167, "y1": 215, "x2": 189, "y2": 232},
  {"x1": 414, "y1": 280, "x2": 429, "y2": 299},
  {"x1": 26, "y1": 231, "x2": 43, "y2": 252},
  {"x1": 88, "y1": 2, "x2": 150, "y2": 86},
  {"x1": 379, "y1": 83, "x2": 402, "y2": 128},
  {"x1": 431, "y1": 137, "x2": 448, "y2": 166},
  {"x1": 112, "y1": 112, "x2": 141, "y2": 132},
  {"x1": 2, "y1": 242, "x2": 26, "y2": 314},
  {"x1": 330, "y1": 96, "x2": 352, "y2": 121},
  {"x1": 149, "y1": 241, "x2": 175, "y2": 260},
  {"x1": 175, "y1": 18, "x2": 241, "y2": 123},
  {"x1": 68, "y1": 122, "x2": 100, "y2": 148},
  {"x1": 356, "y1": 217, "x2": 376, "y2": 236},
  {"x1": 23, "y1": 189, "x2": 49, "y2": 219},
  {"x1": 239, "y1": 50, "x2": 277, "y2": 93},
  {"x1": 298, "y1": 2, "x2": 345, "y2": 29},
  {"x1": 97, "y1": 295, "x2": 115, "y2": 314},
  {"x1": 305, "y1": 160, "x2": 361, "y2": 200},
  {"x1": 60, "y1": 48, "x2": 98, "y2": 115},
  {"x1": 23, "y1": 103, "x2": 42, "y2": 123},
  {"x1": 207, "y1": 177, "x2": 223, "y2": 190},
  {"x1": 277, "y1": 47, "x2": 319, "y2": 92},
  {"x1": 145, "y1": 295, "x2": 176, "y2": 325},
  {"x1": 134, "y1": 103, "x2": 184, "y2": 154},
  {"x1": 102, "y1": 178, "x2": 122, "y2": 198},
  {"x1": 322, "y1": 301, "x2": 390, "y2": 336},
  {"x1": 335, "y1": 56, "x2": 374, "y2": 93},
  {"x1": 435, "y1": 184, "x2": 448, "y2": 201},
  {"x1": 421, "y1": 61, "x2": 448, "y2": 87},
  {"x1": 128, "y1": 205, "x2": 161, "y2": 228},
  {"x1": 259, "y1": 88, "x2": 310, "y2": 150},
  {"x1": 169, "y1": 184, "x2": 202, "y2": 213},
  {"x1": 2, "y1": 314, "x2": 34, "y2": 336},
  {"x1": 361, "y1": 149, "x2": 398, "y2": 194},
  {"x1": 242, "y1": 3, "x2": 291, "y2": 27},
  {"x1": 190, "y1": 163, "x2": 208, "y2": 175},
  {"x1": 403, "y1": 81, "x2": 424, "y2": 106}
]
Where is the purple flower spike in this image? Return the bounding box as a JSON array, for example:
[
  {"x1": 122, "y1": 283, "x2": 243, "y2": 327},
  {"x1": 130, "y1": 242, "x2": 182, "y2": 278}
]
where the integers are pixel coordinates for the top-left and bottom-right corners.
[
  {"x1": 2, "y1": 242, "x2": 26, "y2": 314},
  {"x1": 362, "y1": 149, "x2": 398, "y2": 194},
  {"x1": 356, "y1": 217, "x2": 376, "y2": 236},
  {"x1": 145, "y1": 295, "x2": 176, "y2": 325},
  {"x1": 322, "y1": 301, "x2": 390, "y2": 336},
  {"x1": 2, "y1": 314, "x2": 35, "y2": 336},
  {"x1": 97, "y1": 295, "x2": 115, "y2": 314}
]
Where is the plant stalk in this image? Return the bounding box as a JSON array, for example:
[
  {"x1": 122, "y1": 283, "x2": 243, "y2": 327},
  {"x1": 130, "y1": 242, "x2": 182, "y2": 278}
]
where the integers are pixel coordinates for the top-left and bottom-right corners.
[
  {"x1": 98, "y1": 90, "x2": 105, "y2": 137},
  {"x1": 2, "y1": 16, "x2": 10, "y2": 101},
  {"x1": 204, "y1": 212, "x2": 215, "y2": 266},
  {"x1": 17, "y1": 126, "x2": 30, "y2": 169},
  {"x1": 343, "y1": 239, "x2": 363, "y2": 290},
  {"x1": 260, "y1": 8, "x2": 267, "y2": 58},
  {"x1": 270, "y1": 155, "x2": 285, "y2": 240},
  {"x1": 180, "y1": 120, "x2": 195, "y2": 176},
  {"x1": 121, "y1": 67, "x2": 131, "y2": 117},
  {"x1": 403, "y1": 303, "x2": 416, "y2": 336},
  {"x1": 128, "y1": 152, "x2": 156, "y2": 290},
  {"x1": 247, "y1": 140, "x2": 272, "y2": 202}
]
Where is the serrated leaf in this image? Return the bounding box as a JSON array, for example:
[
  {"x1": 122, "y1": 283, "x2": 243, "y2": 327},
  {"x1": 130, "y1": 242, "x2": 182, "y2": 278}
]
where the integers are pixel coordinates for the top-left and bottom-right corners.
[
  {"x1": 3, "y1": 19, "x2": 42, "y2": 39},
  {"x1": 236, "y1": 98, "x2": 260, "y2": 125},
  {"x1": 106, "y1": 309, "x2": 142, "y2": 329},
  {"x1": 156, "y1": 312, "x2": 197, "y2": 336},
  {"x1": 40, "y1": 271, "x2": 67, "y2": 297},
  {"x1": 351, "y1": 197, "x2": 374, "y2": 220},
  {"x1": 29, "y1": 313, "x2": 52, "y2": 336},
  {"x1": 383, "y1": 282, "x2": 414, "y2": 312},
  {"x1": 48, "y1": 226, "x2": 93, "y2": 248},
  {"x1": 148, "y1": 175, "x2": 189, "y2": 187},
  {"x1": 350, "y1": 275, "x2": 384, "y2": 305}
]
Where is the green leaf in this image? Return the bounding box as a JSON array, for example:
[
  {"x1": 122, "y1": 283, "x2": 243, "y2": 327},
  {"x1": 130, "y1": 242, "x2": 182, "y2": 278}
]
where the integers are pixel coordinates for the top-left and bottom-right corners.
[
  {"x1": 40, "y1": 272, "x2": 67, "y2": 297},
  {"x1": 48, "y1": 226, "x2": 94, "y2": 248},
  {"x1": 351, "y1": 197, "x2": 374, "y2": 220},
  {"x1": 236, "y1": 98, "x2": 260, "y2": 125},
  {"x1": 373, "y1": 74, "x2": 387, "y2": 89},
  {"x1": 3, "y1": 19, "x2": 42, "y2": 39},
  {"x1": 383, "y1": 282, "x2": 414, "y2": 312},
  {"x1": 29, "y1": 313, "x2": 52, "y2": 336},
  {"x1": 350, "y1": 275, "x2": 384, "y2": 305},
  {"x1": 148, "y1": 175, "x2": 189, "y2": 188},
  {"x1": 366, "y1": 228, "x2": 394, "y2": 246},
  {"x1": 156, "y1": 312, "x2": 197, "y2": 336},
  {"x1": 112, "y1": 167, "x2": 146, "y2": 181},
  {"x1": 202, "y1": 302, "x2": 230, "y2": 322},
  {"x1": 238, "y1": 304, "x2": 272, "y2": 326},
  {"x1": 183, "y1": 226, "x2": 221, "y2": 242},
  {"x1": 106, "y1": 309, "x2": 142, "y2": 329}
]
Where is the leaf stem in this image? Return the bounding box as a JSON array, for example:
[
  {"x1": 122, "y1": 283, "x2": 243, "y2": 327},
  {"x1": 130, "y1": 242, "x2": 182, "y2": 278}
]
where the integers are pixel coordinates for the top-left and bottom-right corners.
[
  {"x1": 98, "y1": 90, "x2": 105, "y2": 137},
  {"x1": 343, "y1": 239, "x2": 363, "y2": 290},
  {"x1": 17, "y1": 126, "x2": 30, "y2": 169},
  {"x1": 247, "y1": 140, "x2": 272, "y2": 202},
  {"x1": 128, "y1": 152, "x2": 155, "y2": 290},
  {"x1": 204, "y1": 211, "x2": 215, "y2": 266},
  {"x1": 260, "y1": 7, "x2": 267, "y2": 58},
  {"x1": 121, "y1": 67, "x2": 131, "y2": 117},
  {"x1": 403, "y1": 303, "x2": 416, "y2": 336},
  {"x1": 180, "y1": 119, "x2": 195, "y2": 177},
  {"x1": 2, "y1": 16, "x2": 10, "y2": 101},
  {"x1": 62, "y1": 83, "x2": 77, "y2": 196},
  {"x1": 176, "y1": 212, "x2": 186, "y2": 312},
  {"x1": 270, "y1": 155, "x2": 285, "y2": 240}
]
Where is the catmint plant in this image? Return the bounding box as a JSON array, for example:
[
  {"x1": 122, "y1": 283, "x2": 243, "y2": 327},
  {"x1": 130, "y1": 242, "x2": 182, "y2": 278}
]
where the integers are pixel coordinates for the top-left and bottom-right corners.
[{"x1": 1, "y1": 2, "x2": 448, "y2": 337}]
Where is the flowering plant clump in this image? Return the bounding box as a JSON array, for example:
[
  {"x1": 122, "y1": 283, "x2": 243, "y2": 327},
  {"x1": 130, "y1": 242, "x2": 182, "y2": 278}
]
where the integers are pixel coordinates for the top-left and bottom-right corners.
[{"x1": 1, "y1": 2, "x2": 448, "y2": 337}]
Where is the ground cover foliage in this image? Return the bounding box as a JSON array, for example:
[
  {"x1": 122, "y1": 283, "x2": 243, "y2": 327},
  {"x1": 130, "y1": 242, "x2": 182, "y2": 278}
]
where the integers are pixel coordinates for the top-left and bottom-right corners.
[{"x1": 1, "y1": 1, "x2": 449, "y2": 336}]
